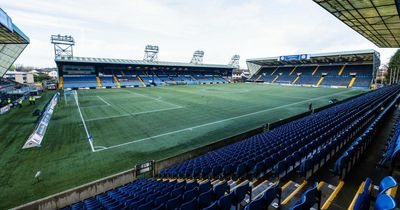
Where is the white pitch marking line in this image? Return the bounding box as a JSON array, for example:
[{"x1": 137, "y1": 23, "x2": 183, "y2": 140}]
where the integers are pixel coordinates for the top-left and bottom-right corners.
[
  {"x1": 261, "y1": 93, "x2": 310, "y2": 100},
  {"x1": 97, "y1": 96, "x2": 111, "y2": 106},
  {"x1": 81, "y1": 105, "x2": 111, "y2": 109},
  {"x1": 86, "y1": 106, "x2": 184, "y2": 122},
  {"x1": 132, "y1": 92, "x2": 182, "y2": 108},
  {"x1": 74, "y1": 90, "x2": 95, "y2": 152},
  {"x1": 94, "y1": 146, "x2": 107, "y2": 150},
  {"x1": 93, "y1": 89, "x2": 356, "y2": 152}
]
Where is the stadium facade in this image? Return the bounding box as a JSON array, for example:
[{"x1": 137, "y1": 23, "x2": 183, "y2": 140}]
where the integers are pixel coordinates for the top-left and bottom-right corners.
[{"x1": 247, "y1": 49, "x2": 380, "y2": 89}]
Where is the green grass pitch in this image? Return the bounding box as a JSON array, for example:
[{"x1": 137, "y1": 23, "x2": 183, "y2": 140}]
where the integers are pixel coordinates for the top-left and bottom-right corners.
[{"x1": 0, "y1": 83, "x2": 365, "y2": 208}]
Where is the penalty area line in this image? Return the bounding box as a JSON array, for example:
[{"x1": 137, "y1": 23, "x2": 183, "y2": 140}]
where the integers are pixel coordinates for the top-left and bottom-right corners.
[
  {"x1": 97, "y1": 96, "x2": 112, "y2": 106},
  {"x1": 86, "y1": 106, "x2": 184, "y2": 122},
  {"x1": 93, "y1": 89, "x2": 356, "y2": 152},
  {"x1": 131, "y1": 92, "x2": 182, "y2": 108}
]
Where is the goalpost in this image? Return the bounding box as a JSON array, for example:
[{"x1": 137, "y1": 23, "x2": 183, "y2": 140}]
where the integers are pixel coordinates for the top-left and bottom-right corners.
[{"x1": 63, "y1": 89, "x2": 76, "y2": 105}]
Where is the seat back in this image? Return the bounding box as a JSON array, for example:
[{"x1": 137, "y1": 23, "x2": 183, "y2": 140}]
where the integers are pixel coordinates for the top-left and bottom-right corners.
[
  {"x1": 289, "y1": 196, "x2": 306, "y2": 210},
  {"x1": 166, "y1": 195, "x2": 182, "y2": 210},
  {"x1": 198, "y1": 188, "x2": 215, "y2": 208},
  {"x1": 235, "y1": 163, "x2": 247, "y2": 178},
  {"x1": 244, "y1": 195, "x2": 266, "y2": 210},
  {"x1": 213, "y1": 181, "x2": 229, "y2": 199},
  {"x1": 137, "y1": 201, "x2": 153, "y2": 210},
  {"x1": 218, "y1": 192, "x2": 234, "y2": 210},
  {"x1": 233, "y1": 182, "x2": 251, "y2": 205},
  {"x1": 353, "y1": 192, "x2": 370, "y2": 210},
  {"x1": 263, "y1": 181, "x2": 281, "y2": 206},
  {"x1": 374, "y1": 194, "x2": 396, "y2": 210},
  {"x1": 203, "y1": 201, "x2": 219, "y2": 210},
  {"x1": 211, "y1": 165, "x2": 222, "y2": 178},
  {"x1": 183, "y1": 187, "x2": 199, "y2": 202},
  {"x1": 171, "y1": 186, "x2": 185, "y2": 198},
  {"x1": 199, "y1": 181, "x2": 213, "y2": 193},
  {"x1": 379, "y1": 176, "x2": 397, "y2": 195},
  {"x1": 185, "y1": 181, "x2": 199, "y2": 191},
  {"x1": 179, "y1": 197, "x2": 197, "y2": 210},
  {"x1": 155, "y1": 193, "x2": 170, "y2": 206},
  {"x1": 252, "y1": 161, "x2": 266, "y2": 177},
  {"x1": 303, "y1": 182, "x2": 319, "y2": 207}
]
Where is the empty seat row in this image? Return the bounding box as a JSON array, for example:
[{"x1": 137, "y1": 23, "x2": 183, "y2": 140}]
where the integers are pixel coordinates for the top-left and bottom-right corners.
[
  {"x1": 64, "y1": 179, "x2": 254, "y2": 210},
  {"x1": 244, "y1": 182, "x2": 281, "y2": 210}
]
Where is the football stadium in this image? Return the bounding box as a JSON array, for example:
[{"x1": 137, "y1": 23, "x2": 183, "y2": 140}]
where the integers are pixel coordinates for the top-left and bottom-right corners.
[{"x1": 1, "y1": 1, "x2": 400, "y2": 210}]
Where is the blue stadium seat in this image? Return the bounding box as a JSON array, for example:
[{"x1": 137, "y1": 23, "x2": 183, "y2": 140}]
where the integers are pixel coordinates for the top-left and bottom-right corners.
[
  {"x1": 185, "y1": 181, "x2": 199, "y2": 191},
  {"x1": 374, "y1": 194, "x2": 396, "y2": 210},
  {"x1": 183, "y1": 187, "x2": 199, "y2": 202},
  {"x1": 166, "y1": 195, "x2": 182, "y2": 210},
  {"x1": 244, "y1": 195, "x2": 265, "y2": 210},
  {"x1": 137, "y1": 201, "x2": 153, "y2": 210},
  {"x1": 155, "y1": 193, "x2": 170, "y2": 206},
  {"x1": 179, "y1": 198, "x2": 197, "y2": 210},
  {"x1": 235, "y1": 163, "x2": 247, "y2": 179},
  {"x1": 222, "y1": 165, "x2": 234, "y2": 178},
  {"x1": 211, "y1": 165, "x2": 222, "y2": 178},
  {"x1": 199, "y1": 181, "x2": 213, "y2": 193},
  {"x1": 203, "y1": 201, "x2": 219, "y2": 210},
  {"x1": 290, "y1": 196, "x2": 307, "y2": 210},
  {"x1": 213, "y1": 181, "x2": 229, "y2": 199},
  {"x1": 218, "y1": 192, "x2": 234, "y2": 210},
  {"x1": 353, "y1": 178, "x2": 372, "y2": 210},
  {"x1": 232, "y1": 182, "x2": 252, "y2": 209},
  {"x1": 290, "y1": 182, "x2": 320, "y2": 210},
  {"x1": 263, "y1": 182, "x2": 281, "y2": 206},
  {"x1": 198, "y1": 188, "x2": 215, "y2": 209},
  {"x1": 379, "y1": 176, "x2": 397, "y2": 195},
  {"x1": 252, "y1": 161, "x2": 266, "y2": 177},
  {"x1": 171, "y1": 186, "x2": 185, "y2": 197}
]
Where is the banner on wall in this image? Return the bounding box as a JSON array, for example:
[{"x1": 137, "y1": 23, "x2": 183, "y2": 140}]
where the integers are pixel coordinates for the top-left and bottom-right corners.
[{"x1": 278, "y1": 54, "x2": 310, "y2": 61}]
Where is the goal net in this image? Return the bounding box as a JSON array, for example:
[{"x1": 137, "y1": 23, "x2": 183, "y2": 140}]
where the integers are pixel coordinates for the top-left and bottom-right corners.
[{"x1": 63, "y1": 90, "x2": 76, "y2": 105}]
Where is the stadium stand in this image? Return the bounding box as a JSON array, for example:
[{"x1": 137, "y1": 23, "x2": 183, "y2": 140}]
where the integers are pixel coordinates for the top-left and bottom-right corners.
[
  {"x1": 247, "y1": 50, "x2": 379, "y2": 89},
  {"x1": 63, "y1": 75, "x2": 98, "y2": 89},
  {"x1": 62, "y1": 84, "x2": 400, "y2": 210},
  {"x1": 56, "y1": 57, "x2": 234, "y2": 89}
]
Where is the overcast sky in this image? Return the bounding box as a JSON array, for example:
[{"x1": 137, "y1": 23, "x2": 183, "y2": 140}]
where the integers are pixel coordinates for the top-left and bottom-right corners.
[{"x1": 2, "y1": 0, "x2": 397, "y2": 69}]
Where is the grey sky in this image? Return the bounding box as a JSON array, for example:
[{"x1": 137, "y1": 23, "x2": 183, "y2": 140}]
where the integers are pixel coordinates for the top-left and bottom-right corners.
[{"x1": 2, "y1": 0, "x2": 397, "y2": 68}]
